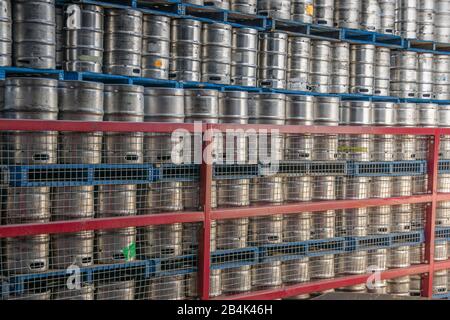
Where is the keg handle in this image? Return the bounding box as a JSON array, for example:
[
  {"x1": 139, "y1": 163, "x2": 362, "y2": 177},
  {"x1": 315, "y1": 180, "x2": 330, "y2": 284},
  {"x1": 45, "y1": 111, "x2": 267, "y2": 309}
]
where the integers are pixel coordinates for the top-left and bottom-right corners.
[
  {"x1": 29, "y1": 261, "x2": 46, "y2": 270},
  {"x1": 32, "y1": 153, "x2": 50, "y2": 162},
  {"x1": 125, "y1": 154, "x2": 139, "y2": 162}
]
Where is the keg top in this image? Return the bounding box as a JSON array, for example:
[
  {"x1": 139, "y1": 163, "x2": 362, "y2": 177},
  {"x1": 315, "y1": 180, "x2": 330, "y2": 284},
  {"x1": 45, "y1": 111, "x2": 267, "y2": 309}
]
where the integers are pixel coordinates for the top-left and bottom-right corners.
[
  {"x1": 144, "y1": 87, "x2": 184, "y2": 96},
  {"x1": 59, "y1": 80, "x2": 104, "y2": 91},
  {"x1": 184, "y1": 88, "x2": 220, "y2": 97},
  {"x1": 172, "y1": 18, "x2": 202, "y2": 27},
  {"x1": 395, "y1": 103, "x2": 417, "y2": 126},
  {"x1": 105, "y1": 8, "x2": 143, "y2": 18},
  {"x1": 5, "y1": 77, "x2": 58, "y2": 88},
  {"x1": 286, "y1": 95, "x2": 314, "y2": 122},
  {"x1": 143, "y1": 14, "x2": 170, "y2": 23},
  {"x1": 372, "y1": 102, "x2": 396, "y2": 126},
  {"x1": 233, "y1": 27, "x2": 258, "y2": 35},
  {"x1": 203, "y1": 22, "x2": 233, "y2": 30},
  {"x1": 340, "y1": 101, "x2": 372, "y2": 125},
  {"x1": 104, "y1": 84, "x2": 144, "y2": 94},
  {"x1": 259, "y1": 32, "x2": 288, "y2": 40}
]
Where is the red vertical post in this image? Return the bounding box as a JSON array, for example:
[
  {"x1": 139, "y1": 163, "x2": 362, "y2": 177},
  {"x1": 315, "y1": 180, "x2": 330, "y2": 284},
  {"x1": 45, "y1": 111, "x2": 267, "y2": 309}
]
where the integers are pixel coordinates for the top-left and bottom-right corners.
[
  {"x1": 198, "y1": 124, "x2": 213, "y2": 300},
  {"x1": 421, "y1": 130, "x2": 440, "y2": 297}
]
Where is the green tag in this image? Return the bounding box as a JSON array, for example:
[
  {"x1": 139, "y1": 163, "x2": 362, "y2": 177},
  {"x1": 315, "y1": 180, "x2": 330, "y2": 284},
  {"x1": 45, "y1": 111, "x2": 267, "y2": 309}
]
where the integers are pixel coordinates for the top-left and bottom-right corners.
[{"x1": 122, "y1": 242, "x2": 136, "y2": 261}]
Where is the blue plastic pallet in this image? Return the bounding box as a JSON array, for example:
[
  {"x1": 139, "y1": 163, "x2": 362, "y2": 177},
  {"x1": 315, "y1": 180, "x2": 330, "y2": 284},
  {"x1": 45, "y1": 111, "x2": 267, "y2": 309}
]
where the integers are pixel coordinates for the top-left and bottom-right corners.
[
  {"x1": 345, "y1": 231, "x2": 424, "y2": 252},
  {"x1": 438, "y1": 160, "x2": 450, "y2": 174},
  {"x1": 347, "y1": 161, "x2": 427, "y2": 177},
  {"x1": 211, "y1": 247, "x2": 259, "y2": 270},
  {"x1": 433, "y1": 292, "x2": 450, "y2": 300},
  {"x1": 153, "y1": 254, "x2": 197, "y2": 277},
  {"x1": 435, "y1": 227, "x2": 450, "y2": 241},
  {"x1": 276, "y1": 161, "x2": 348, "y2": 177},
  {"x1": 7, "y1": 163, "x2": 155, "y2": 187},
  {"x1": 213, "y1": 164, "x2": 259, "y2": 180},
  {"x1": 153, "y1": 163, "x2": 200, "y2": 182},
  {"x1": 0, "y1": 67, "x2": 64, "y2": 80}
]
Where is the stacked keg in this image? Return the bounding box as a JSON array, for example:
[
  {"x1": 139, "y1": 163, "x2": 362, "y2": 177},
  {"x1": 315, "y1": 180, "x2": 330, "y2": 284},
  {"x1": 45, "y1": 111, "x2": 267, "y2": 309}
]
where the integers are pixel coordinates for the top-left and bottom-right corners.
[
  {"x1": 291, "y1": 0, "x2": 314, "y2": 23},
  {"x1": 330, "y1": 42, "x2": 350, "y2": 94},
  {"x1": 334, "y1": 0, "x2": 359, "y2": 29},
  {"x1": 204, "y1": 0, "x2": 230, "y2": 10},
  {"x1": 2, "y1": 78, "x2": 59, "y2": 276},
  {"x1": 141, "y1": 14, "x2": 170, "y2": 79},
  {"x1": 417, "y1": 0, "x2": 434, "y2": 41},
  {"x1": 97, "y1": 84, "x2": 144, "y2": 267},
  {"x1": 287, "y1": 36, "x2": 310, "y2": 91},
  {"x1": 257, "y1": 0, "x2": 291, "y2": 19},
  {"x1": 104, "y1": 9, "x2": 143, "y2": 76},
  {"x1": 13, "y1": 0, "x2": 56, "y2": 69},
  {"x1": 310, "y1": 96, "x2": 339, "y2": 291},
  {"x1": 0, "y1": 0, "x2": 11, "y2": 66},
  {"x1": 395, "y1": 0, "x2": 417, "y2": 39},
  {"x1": 313, "y1": 0, "x2": 334, "y2": 26},
  {"x1": 379, "y1": 0, "x2": 396, "y2": 34},
  {"x1": 52, "y1": 80, "x2": 104, "y2": 270},
  {"x1": 63, "y1": 4, "x2": 104, "y2": 73},
  {"x1": 418, "y1": 53, "x2": 434, "y2": 99},
  {"x1": 202, "y1": 23, "x2": 232, "y2": 84},
  {"x1": 55, "y1": 7, "x2": 63, "y2": 68},
  {"x1": 258, "y1": 32, "x2": 288, "y2": 89},
  {"x1": 438, "y1": 105, "x2": 450, "y2": 233},
  {"x1": 248, "y1": 92, "x2": 285, "y2": 291},
  {"x1": 53, "y1": 285, "x2": 95, "y2": 300},
  {"x1": 170, "y1": 19, "x2": 202, "y2": 82},
  {"x1": 435, "y1": 0, "x2": 450, "y2": 43},
  {"x1": 374, "y1": 47, "x2": 390, "y2": 96},
  {"x1": 231, "y1": 28, "x2": 258, "y2": 86},
  {"x1": 391, "y1": 51, "x2": 418, "y2": 98},
  {"x1": 231, "y1": 0, "x2": 257, "y2": 14},
  {"x1": 434, "y1": 55, "x2": 450, "y2": 100},
  {"x1": 360, "y1": 0, "x2": 380, "y2": 32},
  {"x1": 310, "y1": 40, "x2": 332, "y2": 93},
  {"x1": 282, "y1": 94, "x2": 314, "y2": 299},
  {"x1": 350, "y1": 44, "x2": 375, "y2": 95},
  {"x1": 96, "y1": 280, "x2": 136, "y2": 300}
]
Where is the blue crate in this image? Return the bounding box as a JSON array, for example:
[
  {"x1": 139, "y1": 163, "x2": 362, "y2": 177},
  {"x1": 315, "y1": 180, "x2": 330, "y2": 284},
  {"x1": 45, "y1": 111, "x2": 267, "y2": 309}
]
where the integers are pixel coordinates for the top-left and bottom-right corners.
[
  {"x1": 276, "y1": 161, "x2": 348, "y2": 177},
  {"x1": 153, "y1": 164, "x2": 200, "y2": 182},
  {"x1": 213, "y1": 164, "x2": 259, "y2": 180},
  {"x1": 439, "y1": 160, "x2": 450, "y2": 174},
  {"x1": 258, "y1": 242, "x2": 308, "y2": 263},
  {"x1": 7, "y1": 164, "x2": 154, "y2": 187},
  {"x1": 211, "y1": 247, "x2": 259, "y2": 270},
  {"x1": 435, "y1": 227, "x2": 450, "y2": 241},
  {"x1": 347, "y1": 161, "x2": 427, "y2": 177},
  {"x1": 344, "y1": 235, "x2": 392, "y2": 252},
  {"x1": 0, "y1": 66, "x2": 64, "y2": 80},
  {"x1": 152, "y1": 254, "x2": 197, "y2": 277},
  {"x1": 390, "y1": 231, "x2": 424, "y2": 248}
]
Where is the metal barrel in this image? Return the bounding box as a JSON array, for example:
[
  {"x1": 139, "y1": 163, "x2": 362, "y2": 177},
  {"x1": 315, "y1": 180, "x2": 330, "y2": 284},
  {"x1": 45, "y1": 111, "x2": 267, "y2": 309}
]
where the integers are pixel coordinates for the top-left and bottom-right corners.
[
  {"x1": 340, "y1": 207, "x2": 368, "y2": 237},
  {"x1": 310, "y1": 40, "x2": 332, "y2": 93},
  {"x1": 291, "y1": 0, "x2": 314, "y2": 23},
  {"x1": 371, "y1": 176, "x2": 393, "y2": 199},
  {"x1": 231, "y1": 0, "x2": 257, "y2": 14},
  {"x1": 9, "y1": 290, "x2": 51, "y2": 300},
  {"x1": 311, "y1": 210, "x2": 335, "y2": 239},
  {"x1": 204, "y1": 0, "x2": 230, "y2": 10},
  {"x1": 285, "y1": 176, "x2": 313, "y2": 202},
  {"x1": 350, "y1": 44, "x2": 375, "y2": 95},
  {"x1": 169, "y1": 19, "x2": 202, "y2": 82},
  {"x1": 2, "y1": 77, "x2": 58, "y2": 165},
  {"x1": 314, "y1": 0, "x2": 334, "y2": 26},
  {"x1": 282, "y1": 257, "x2": 310, "y2": 284},
  {"x1": 417, "y1": 53, "x2": 434, "y2": 99},
  {"x1": 283, "y1": 212, "x2": 311, "y2": 242},
  {"x1": 437, "y1": 201, "x2": 450, "y2": 226},
  {"x1": 231, "y1": 28, "x2": 258, "y2": 87},
  {"x1": 182, "y1": 220, "x2": 217, "y2": 254},
  {"x1": 416, "y1": 103, "x2": 438, "y2": 160},
  {"x1": 0, "y1": 0, "x2": 11, "y2": 66},
  {"x1": 387, "y1": 275, "x2": 411, "y2": 296},
  {"x1": 97, "y1": 184, "x2": 137, "y2": 218},
  {"x1": 141, "y1": 14, "x2": 170, "y2": 79},
  {"x1": 221, "y1": 266, "x2": 252, "y2": 294},
  {"x1": 313, "y1": 176, "x2": 336, "y2": 202},
  {"x1": 257, "y1": 0, "x2": 291, "y2": 20},
  {"x1": 103, "y1": 84, "x2": 144, "y2": 164},
  {"x1": 96, "y1": 227, "x2": 137, "y2": 264},
  {"x1": 148, "y1": 276, "x2": 185, "y2": 300},
  {"x1": 435, "y1": 0, "x2": 450, "y2": 43},
  {"x1": 96, "y1": 280, "x2": 135, "y2": 300},
  {"x1": 434, "y1": 270, "x2": 448, "y2": 294},
  {"x1": 258, "y1": 32, "x2": 288, "y2": 89},
  {"x1": 64, "y1": 4, "x2": 104, "y2": 73},
  {"x1": 394, "y1": 103, "x2": 417, "y2": 160},
  {"x1": 141, "y1": 181, "x2": 184, "y2": 214},
  {"x1": 395, "y1": 0, "x2": 417, "y2": 39},
  {"x1": 379, "y1": 0, "x2": 396, "y2": 34},
  {"x1": 311, "y1": 254, "x2": 335, "y2": 279},
  {"x1": 330, "y1": 42, "x2": 350, "y2": 94},
  {"x1": 56, "y1": 7, "x2": 63, "y2": 68},
  {"x1": 287, "y1": 36, "x2": 311, "y2": 91},
  {"x1": 140, "y1": 223, "x2": 183, "y2": 258},
  {"x1": 52, "y1": 185, "x2": 95, "y2": 220},
  {"x1": 391, "y1": 50, "x2": 418, "y2": 98},
  {"x1": 374, "y1": 47, "x2": 391, "y2": 96},
  {"x1": 202, "y1": 23, "x2": 232, "y2": 84},
  {"x1": 219, "y1": 90, "x2": 249, "y2": 163},
  {"x1": 5, "y1": 234, "x2": 50, "y2": 273},
  {"x1": 313, "y1": 96, "x2": 339, "y2": 161},
  {"x1": 51, "y1": 231, "x2": 95, "y2": 269},
  {"x1": 369, "y1": 205, "x2": 392, "y2": 234},
  {"x1": 334, "y1": 0, "x2": 359, "y2": 29},
  {"x1": 58, "y1": 80, "x2": 104, "y2": 164},
  {"x1": 438, "y1": 174, "x2": 450, "y2": 193},
  {"x1": 217, "y1": 178, "x2": 250, "y2": 209},
  {"x1": 143, "y1": 88, "x2": 184, "y2": 164},
  {"x1": 388, "y1": 246, "x2": 411, "y2": 268},
  {"x1": 434, "y1": 55, "x2": 450, "y2": 100},
  {"x1": 12, "y1": 0, "x2": 56, "y2": 69},
  {"x1": 53, "y1": 285, "x2": 95, "y2": 300},
  {"x1": 251, "y1": 261, "x2": 282, "y2": 290},
  {"x1": 360, "y1": 0, "x2": 381, "y2": 32},
  {"x1": 285, "y1": 95, "x2": 314, "y2": 160},
  {"x1": 5, "y1": 187, "x2": 51, "y2": 224},
  {"x1": 104, "y1": 9, "x2": 143, "y2": 77},
  {"x1": 417, "y1": 0, "x2": 434, "y2": 41},
  {"x1": 216, "y1": 217, "x2": 249, "y2": 249},
  {"x1": 185, "y1": 269, "x2": 222, "y2": 298}
]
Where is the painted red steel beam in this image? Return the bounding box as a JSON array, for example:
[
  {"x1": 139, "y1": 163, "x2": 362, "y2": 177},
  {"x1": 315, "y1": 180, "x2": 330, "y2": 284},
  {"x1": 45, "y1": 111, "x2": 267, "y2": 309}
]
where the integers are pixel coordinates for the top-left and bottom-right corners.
[
  {"x1": 0, "y1": 212, "x2": 204, "y2": 238},
  {"x1": 212, "y1": 195, "x2": 433, "y2": 220},
  {"x1": 421, "y1": 135, "x2": 440, "y2": 297},
  {"x1": 215, "y1": 265, "x2": 430, "y2": 300},
  {"x1": 434, "y1": 259, "x2": 450, "y2": 271},
  {"x1": 198, "y1": 126, "x2": 214, "y2": 300}
]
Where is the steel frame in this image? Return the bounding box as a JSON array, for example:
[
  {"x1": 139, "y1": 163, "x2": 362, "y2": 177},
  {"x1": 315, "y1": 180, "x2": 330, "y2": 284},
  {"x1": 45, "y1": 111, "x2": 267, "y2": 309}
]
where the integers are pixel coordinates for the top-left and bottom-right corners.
[{"x1": 1, "y1": 119, "x2": 450, "y2": 300}]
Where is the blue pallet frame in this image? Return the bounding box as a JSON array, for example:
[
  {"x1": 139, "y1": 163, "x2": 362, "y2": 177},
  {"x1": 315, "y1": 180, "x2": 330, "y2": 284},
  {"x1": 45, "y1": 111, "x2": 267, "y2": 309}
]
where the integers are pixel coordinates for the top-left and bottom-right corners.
[
  {"x1": 0, "y1": 67, "x2": 64, "y2": 80},
  {"x1": 153, "y1": 163, "x2": 200, "y2": 182},
  {"x1": 347, "y1": 161, "x2": 428, "y2": 177},
  {"x1": 211, "y1": 247, "x2": 259, "y2": 270}
]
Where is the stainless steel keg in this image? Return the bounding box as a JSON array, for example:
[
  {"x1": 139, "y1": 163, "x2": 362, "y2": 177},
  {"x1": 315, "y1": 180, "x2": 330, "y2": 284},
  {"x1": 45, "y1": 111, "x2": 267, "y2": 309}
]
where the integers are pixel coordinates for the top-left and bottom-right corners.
[
  {"x1": 379, "y1": 0, "x2": 396, "y2": 34},
  {"x1": 205, "y1": 0, "x2": 230, "y2": 10},
  {"x1": 310, "y1": 40, "x2": 331, "y2": 93},
  {"x1": 202, "y1": 23, "x2": 232, "y2": 84},
  {"x1": 350, "y1": 44, "x2": 375, "y2": 95},
  {"x1": 0, "y1": 0, "x2": 11, "y2": 66},
  {"x1": 55, "y1": 7, "x2": 63, "y2": 68},
  {"x1": 5, "y1": 234, "x2": 49, "y2": 273},
  {"x1": 217, "y1": 179, "x2": 250, "y2": 209},
  {"x1": 311, "y1": 254, "x2": 335, "y2": 279},
  {"x1": 216, "y1": 217, "x2": 249, "y2": 249},
  {"x1": 394, "y1": 102, "x2": 417, "y2": 161},
  {"x1": 96, "y1": 227, "x2": 136, "y2": 264},
  {"x1": 437, "y1": 202, "x2": 450, "y2": 227},
  {"x1": 221, "y1": 266, "x2": 252, "y2": 294},
  {"x1": 292, "y1": 0, "x2": 314, "y2": 23},
  {"x1": 96, "y1": 280, "x2": 135, "y2": 300},
  {"x1": 58, "y1": 80, "x2": 104, "y2": 164},
  {"x1": 142, "y1": 14, "x2": 170, "y2": 79},
  {"x1": 282, "y1": 257, "x2": 310, "y2": 284},
  {"x1": 360, "y1": 0, "x2": 381, "y2": 32},
  {"x1": 53, "y1": 285, "x2": 95, "y2": 300},
  {"x1": 334, "y1": 0, "x2": 359, "y2": 29},
  {"x1": 97, "y1": 184, "x2": 137, "y2": 217},
  {"x1": 283, "y1": 212, "x2": 311, "y2": 242},
  {"x1": 285, "y1": 176, "x2": 313, "y2": 202},
  {"x1": 185, "y1": 269, "x2": 222, "y2": 298},
  {"x1": 313, "y1": 96, "x2": 339, "y2": 160},
  {"x1": 369, "y1": 206, "x2": 392, "y2": 234},
  {"x1": 314, "y1": 0, "x2": 334, "y2": 26},
  {"x1": 51, "y1": 231, "x2": 95, "y2": 269},
  {"x1": 387, "y1": 276, "x2": 411, "y2": 296},
  {"x1": 434, "y1": 270, "x2": 448, "y2": 294},
  {"x1": 391, "y1": 50, "x2": 418, "y2": 98},
  {"x1": 435, "y1": 0, "x2": 450, "y2": 43},
  {"x1": 374, "y1": 47, "x2": 391, "y2": 96},
  {"x1": 147, "y1": 275, "x2": 185, "y2": 300},
  {"x1": 415, "y1": 103, "x2": 437, "y2": 160},
  {"x1": 141, "y1": 223, "x2": 183, "y2": 258},
  {"x1": 170, "y1": 19, "x2": 202, "y2": 82},
  {"x1": 13, "y1": 0, "x2": 56, "y2": 69},
  {"x1": 5, "y1": 187, "x2": 51, "y2": 224},
  {"x1": 2, "y1": 78, "x2": 58, "y2": 165},
  {"x1": 372, "y1": 101, "x2": 396, "y2": 161},
  {"x1": 231, "y1": 28, "x2": 258, "y2": 86},
  {"x1": 251, "y1": 261, "x2": 282, "y2": 289},
  {"x1": 257, "y1": 0, "x2": 291, "y2": 19},
  {"x1": 231, "y1": 0, "x2": 257, "y2": 14},
  {"x1": 103, "y1": 84, "x2": 144, "y2": 164},
  {"x1": 258, "y1": 32, "x2": 288, "y2": 89},
  {"x1": 52, "y1": 185, "x2": 95, "y2": 222},
  {"x1": 395, "y1": 0, "x2": 417, "y2": 39},
  {"x1": 287, "y1": 36, "x2": 311, "y2": 91},
  {"x1": 417, "y1": 0, "x2": 434, "y2": 41},
  {"x1": 434, "y1": 55, "x2": 450, "y2": 100},
  {"x1": 104, "y1": 9, "x2": 142, "y2": 76},
  {"x1": 143, "y1": 88, "x2": 185, "y2": 164},
  {"x1": 418, "y1": 53, "x2": 434, "y2": 99},
  {"x1": 311, "y1": 210, "x2": 335, "y2": 239},
  {"x1": 64, "y1": 5, "x2": 104, "y2": 73},
  {"x1": 330, "y1": 42, "x2": 350, "y2": 94},
  {"x1": 249, "y1": 213, "x2": 283, "y2": 245}
]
